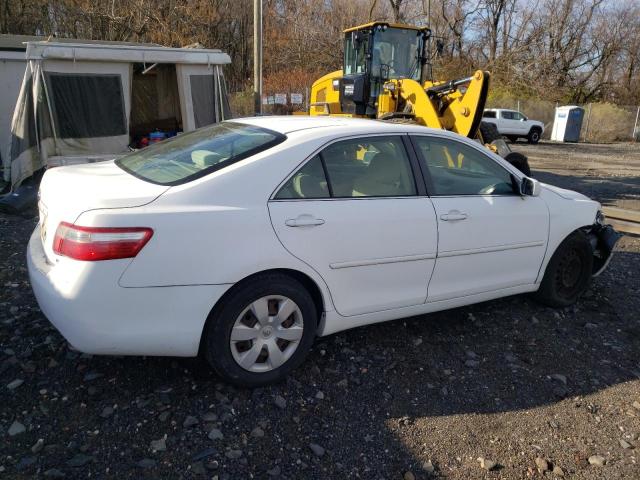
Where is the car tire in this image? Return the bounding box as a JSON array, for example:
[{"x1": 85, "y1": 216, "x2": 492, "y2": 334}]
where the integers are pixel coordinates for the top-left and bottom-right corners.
[
  {"x1": 202, "y1": 273, "x2": 317, "y2": 387},
  {"x1": 504, "y1": 152, "x2": 532, "y2": 176},
  {"x1": 479, "y1": 121, "x2": 502, "y2": 143},
  {"x1": 534, "y1": 231, "x2": 593, "y2": 307},
  {"x1": 527, "y1": 128, "x2": 542, "y2": 144},
  {"x1": 507, "y1": 135, "x2": 519, "y2": 143}
]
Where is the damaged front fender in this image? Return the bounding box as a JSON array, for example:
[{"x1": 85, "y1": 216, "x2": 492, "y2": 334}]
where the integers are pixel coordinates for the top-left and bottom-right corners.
[{"x1": 588, "y1": 222, "x2": 622, "y2": 277}]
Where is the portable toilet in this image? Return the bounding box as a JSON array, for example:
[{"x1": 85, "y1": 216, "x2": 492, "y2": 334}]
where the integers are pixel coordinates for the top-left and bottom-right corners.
[{"x1": 551, "y1": 105, "x2": 584, "y2": 142}]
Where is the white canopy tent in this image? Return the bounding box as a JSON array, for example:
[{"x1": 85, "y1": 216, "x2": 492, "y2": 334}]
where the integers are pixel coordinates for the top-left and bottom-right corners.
[
  {"x1": 0, "y1": 35, "x2": 35, "y2": 181},
  {"x1": 6, "y1": 41, "x2": 231, "y2": 189}
]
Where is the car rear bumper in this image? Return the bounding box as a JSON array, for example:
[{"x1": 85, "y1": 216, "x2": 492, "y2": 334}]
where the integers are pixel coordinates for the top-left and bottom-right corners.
[{"x1": 27, "y1": 226, "x2": 231, "y2": 357}]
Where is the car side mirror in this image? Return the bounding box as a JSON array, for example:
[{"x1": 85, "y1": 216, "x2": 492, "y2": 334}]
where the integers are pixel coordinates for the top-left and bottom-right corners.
[{"x1": 521, "y1": 177, "x2": 541, "y2": 197}]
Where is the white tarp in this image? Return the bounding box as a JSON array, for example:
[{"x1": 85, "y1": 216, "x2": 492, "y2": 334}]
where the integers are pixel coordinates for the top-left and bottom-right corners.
[
  {"x1": 4, "y1": 41, "x2": 231, "y2": 190},
  {"x1": 176, "y1": 64, "x2": 230, "y2": 131},
  {"x1": 30, "y1": 42, "x2": 229, "y2": 65},
  {"x1": 42, "y1": 59, "x2": 132, "y2": 157},
  {"x1": 7, "y1": 59, "x2": 130, "y2": 187},
  {"x1": 0, "y1": 52, "x2": 27, "y2": 173}
]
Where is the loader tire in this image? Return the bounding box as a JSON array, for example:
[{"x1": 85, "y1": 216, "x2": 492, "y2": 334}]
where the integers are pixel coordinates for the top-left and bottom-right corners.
[
  {"x1": 479, "y1": 121, "x2": 501, "y2": 143},
  {"x1": 504, "y1": 152, "x2": 532, "y2": 176}
]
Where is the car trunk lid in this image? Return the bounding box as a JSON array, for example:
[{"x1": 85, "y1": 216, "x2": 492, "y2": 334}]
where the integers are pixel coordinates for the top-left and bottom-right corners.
[{"x1": 38, "y1": 161, "x2": 168, "y2": 262}]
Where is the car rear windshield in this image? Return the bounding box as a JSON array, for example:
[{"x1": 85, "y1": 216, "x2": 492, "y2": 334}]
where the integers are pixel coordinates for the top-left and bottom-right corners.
[{"x1": 116, "y1": 122, "x2": 286, "y2": 185}]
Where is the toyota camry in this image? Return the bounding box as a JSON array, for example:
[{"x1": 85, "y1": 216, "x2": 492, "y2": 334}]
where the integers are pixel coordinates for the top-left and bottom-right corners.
[{"x1": 27, "y1": 116, "x2": 619, "y2": 387}]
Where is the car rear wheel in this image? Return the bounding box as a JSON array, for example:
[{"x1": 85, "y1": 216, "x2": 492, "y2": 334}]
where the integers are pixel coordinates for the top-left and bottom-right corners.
[
  {"x1": 534, "y1": 231, "x2": 593, "y2": 307},
  {"x1": 202, "y1": 273, "x2": 317, "y2": 387},
  {"x1": 527, "y1": 128, "x2": 542, "y2": 144}
]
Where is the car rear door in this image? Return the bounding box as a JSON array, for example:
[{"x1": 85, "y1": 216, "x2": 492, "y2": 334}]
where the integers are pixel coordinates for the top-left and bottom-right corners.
[
  {"x1": 410, "y1": 134, "x2": 549, "y2": 302},
  {"x1": 268, "y1": 135, "x2": 438, "y2": 317},
  {"x1": 498, "y1": 110, "x2": 517, "y2": 134}
]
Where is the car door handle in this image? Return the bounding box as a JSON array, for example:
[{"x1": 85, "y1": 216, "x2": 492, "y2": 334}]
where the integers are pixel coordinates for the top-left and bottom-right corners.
[
  {"x1": 285, "y1": 215, "x2": 325, "y2": 227},
  {"x1": 440, "y1": 210, "x2": 468, "y2": 221}
]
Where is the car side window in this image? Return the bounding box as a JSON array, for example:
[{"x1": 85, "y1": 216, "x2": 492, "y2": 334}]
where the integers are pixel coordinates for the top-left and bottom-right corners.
[
  {"x1": 501, "y1": 111, "x2": 514, "y2": 120},
  {"x1": 512, "y1": 112, "x2": 525, "y2": 121},
  {"x1": 275, "y1": 136, "x2": 416, "y2": 199},
  {"x1": 482, "y1": 111, "x2": 496, "y2": 118},
  {"x1": 413, "y1": 136, "x2": 516, "y2": 196},
  {"x1": 321, "y1": 137, "x2": 416, "y2": 197},
  {"x1": 275, "y1": 155, "x2": 329, "y2": 199}
]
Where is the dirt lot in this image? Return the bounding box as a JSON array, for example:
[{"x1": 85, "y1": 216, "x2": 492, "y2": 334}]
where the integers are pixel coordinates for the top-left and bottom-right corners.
[
  {"x1": 1, "y1": 141, "x2": 639, "y2": 479},
  {"x1": 514, "y1": 141, "x2": 640, "y2": 211}
]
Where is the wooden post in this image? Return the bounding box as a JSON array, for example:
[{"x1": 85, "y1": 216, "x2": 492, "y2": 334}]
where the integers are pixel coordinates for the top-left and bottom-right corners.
[{"x1": 583, "y1": 103, "x2": 592, "y2": 143}]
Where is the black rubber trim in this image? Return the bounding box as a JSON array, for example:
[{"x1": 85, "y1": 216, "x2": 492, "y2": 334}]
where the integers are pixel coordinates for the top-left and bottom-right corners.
[
  {"x1": 318, "y1": 152, "x2": 334, "y2": 198},
  {"x1": 406, "y1": 135, "x2": 435, "y2": 196},
  {"x1": 467, "y1": 71, "x2": 491, "y2": 139},
  {"x1": 403, "y1": 135, "x2": 429, "y2": 196}
]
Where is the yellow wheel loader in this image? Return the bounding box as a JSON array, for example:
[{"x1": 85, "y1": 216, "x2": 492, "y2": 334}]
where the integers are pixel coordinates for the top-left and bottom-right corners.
[{"x1": 309, "y1": 22, "x2": 530, "y2": 174}]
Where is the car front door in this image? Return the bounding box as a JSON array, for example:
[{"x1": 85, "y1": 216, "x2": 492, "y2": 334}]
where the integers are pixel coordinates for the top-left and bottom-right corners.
[
  {"x1": 268, "y1": 135, "x2": 438, "y2": 317},
  {"x1": 410, "y1": 134, "x2": 549, "y2": 302},
  {"x1": 511, "y1": 111, "x2": 528, "y2": 134}
]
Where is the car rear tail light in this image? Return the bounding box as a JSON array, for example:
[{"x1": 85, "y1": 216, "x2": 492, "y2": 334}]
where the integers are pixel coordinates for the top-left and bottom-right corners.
[{"x1": 53, "y1": 222, "x2": 153, "y2": 261}]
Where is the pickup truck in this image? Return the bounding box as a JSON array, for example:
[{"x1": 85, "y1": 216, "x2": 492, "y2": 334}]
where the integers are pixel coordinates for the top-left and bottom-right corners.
[{"x1": 482, "y1": 108, "x2": 545, "y2": 144}]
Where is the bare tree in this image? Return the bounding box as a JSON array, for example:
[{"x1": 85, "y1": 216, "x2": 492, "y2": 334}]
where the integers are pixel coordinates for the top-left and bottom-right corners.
[{"x1": 0, "y1": 0, "x2": 637, "y2": 104}]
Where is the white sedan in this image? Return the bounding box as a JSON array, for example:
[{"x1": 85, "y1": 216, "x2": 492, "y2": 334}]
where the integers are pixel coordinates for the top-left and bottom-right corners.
[{"x1": 27, "y1": 116, "x2": 618, "y2": 387}]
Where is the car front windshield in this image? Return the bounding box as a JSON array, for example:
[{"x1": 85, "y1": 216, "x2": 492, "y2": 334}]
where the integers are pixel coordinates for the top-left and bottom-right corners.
[
  {"x1": 372, "y1": 28, "x2": 422, "y2": 81},
  {"x1": 116, "y1": 122, "x2": 285, "y2": 186}
]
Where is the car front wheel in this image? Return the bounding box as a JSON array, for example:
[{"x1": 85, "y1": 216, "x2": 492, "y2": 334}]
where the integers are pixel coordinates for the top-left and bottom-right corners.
[
  {"x1": 202, "y1": 273, "x2": 317, "y2": 387},
  {"x1": 534, "y1": 231, "x2": 593, "y2": 307}
]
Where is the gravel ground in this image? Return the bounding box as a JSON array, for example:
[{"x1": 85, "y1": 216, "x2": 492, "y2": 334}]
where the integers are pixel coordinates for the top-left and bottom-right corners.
[
  {"x1": 1, "y1": 142, "x2": 640, "y2": 479},
  {"x1": 513, "y1": 141, "x2": 640, "y2": 211}
]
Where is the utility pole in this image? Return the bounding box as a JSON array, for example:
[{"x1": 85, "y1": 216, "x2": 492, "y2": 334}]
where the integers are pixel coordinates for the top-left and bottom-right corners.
[
  {"x1": 427, "y1": 0, "x2": 431, "y2": 77},
  {"x1": 253, "y1": 0, "x2": 263, "y2": 115}
]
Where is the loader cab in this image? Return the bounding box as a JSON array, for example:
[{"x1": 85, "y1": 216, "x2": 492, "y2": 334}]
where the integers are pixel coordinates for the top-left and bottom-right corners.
[{"x1": 341, "y1": 23, "x2": 430, "y2": 116}]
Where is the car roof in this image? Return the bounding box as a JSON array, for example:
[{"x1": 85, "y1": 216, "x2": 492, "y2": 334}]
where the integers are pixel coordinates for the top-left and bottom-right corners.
[
  {"x1": 485, "y1": 108, "x2": 521, "y2": 113},
  {"x1": 233, "y1": 115, "x2": 458, "y2": 136}
]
